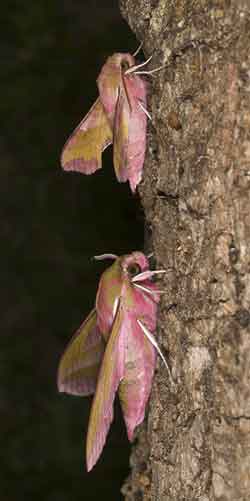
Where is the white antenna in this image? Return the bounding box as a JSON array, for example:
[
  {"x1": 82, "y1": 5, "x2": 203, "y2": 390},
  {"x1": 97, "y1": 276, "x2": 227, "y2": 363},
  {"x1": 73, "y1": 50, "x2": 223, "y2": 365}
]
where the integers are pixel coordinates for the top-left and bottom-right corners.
[
  {"x1": 94, "y1": 253, "x2": 117, "y2": 261},
  {"x1": 132, "y1": 41, "x2": 143, "y2": 57}
]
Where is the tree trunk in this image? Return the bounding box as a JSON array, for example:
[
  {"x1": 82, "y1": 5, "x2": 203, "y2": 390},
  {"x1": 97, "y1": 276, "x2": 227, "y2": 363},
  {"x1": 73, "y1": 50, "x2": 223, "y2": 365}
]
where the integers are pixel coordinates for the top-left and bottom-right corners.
[{"x1": 120, "y1": 1, "x2": 250, "y2": 499}]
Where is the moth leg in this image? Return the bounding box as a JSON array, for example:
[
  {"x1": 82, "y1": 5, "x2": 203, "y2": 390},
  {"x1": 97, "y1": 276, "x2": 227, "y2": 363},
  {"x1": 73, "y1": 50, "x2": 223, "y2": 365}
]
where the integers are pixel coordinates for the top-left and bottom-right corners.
[
  {"x1": 133, "y1": 64, "x2": 166, "y2": 76},
  {"x1": 125, "y1": 54, "x2": 153, "y2": 75},
  {"x1": 138, "y1": 101, "x2": 152, "y2": 121},
  {"x1": 134, "y1": 283, "x2": 165, "y2": 296},
  {"x1": 137, "y1": 319, "x2": 173, "y2": 383},
  {"x1": 135, "y1": 40, "x2": 205, "y2": 76},
  {"x1": 132, "y1": 269, "x2": 166, "y2": 283}
]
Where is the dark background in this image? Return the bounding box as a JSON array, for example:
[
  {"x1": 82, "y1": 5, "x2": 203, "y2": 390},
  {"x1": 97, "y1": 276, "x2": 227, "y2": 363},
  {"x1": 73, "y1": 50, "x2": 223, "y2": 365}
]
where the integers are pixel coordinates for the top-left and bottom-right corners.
[{"x1": 2, "y1": 2, "x2": 144, "y2": 499}]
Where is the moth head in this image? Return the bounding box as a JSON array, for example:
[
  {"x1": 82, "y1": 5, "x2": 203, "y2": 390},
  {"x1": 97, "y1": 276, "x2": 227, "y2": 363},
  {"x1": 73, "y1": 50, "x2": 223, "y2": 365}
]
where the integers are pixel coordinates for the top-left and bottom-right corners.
[
  {"x1": 120, "y1": 59, "x2": 130, "y2": 72},
  {"x1": 122, "y1": 251, "x2": 149, "y2": 279},
  {"x1": 121, "y1": 53, "x2": 136, "y2": 73},
  {"x1": 106, "y1": 53, "x2": 135, "y2": 73}
]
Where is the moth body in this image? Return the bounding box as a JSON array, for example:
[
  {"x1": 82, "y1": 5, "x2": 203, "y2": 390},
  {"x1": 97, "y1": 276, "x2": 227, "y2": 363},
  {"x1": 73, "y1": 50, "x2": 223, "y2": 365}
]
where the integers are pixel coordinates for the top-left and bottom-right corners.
[
  {"x1": 57, "y1": 252, "x2": 169, "y2": 471},
  {"x1": 61, "y1": 52, "x2": 148, "y2": 192}
]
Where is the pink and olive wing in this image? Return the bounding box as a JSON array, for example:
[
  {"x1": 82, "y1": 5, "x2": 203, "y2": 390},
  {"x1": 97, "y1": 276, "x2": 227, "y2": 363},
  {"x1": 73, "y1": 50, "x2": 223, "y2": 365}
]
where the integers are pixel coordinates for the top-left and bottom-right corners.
[
  {"x1": 113, "y1": 89, "x2": 130, "y2": 185},
  {"x1": 118, "y1": 313, "x2": 156, "y2": 441},
  {"x1": 61, "y1": 99, "x2": 112, "y2": 174},
  {"x1": 95, "y1": 257, "x2": 123, "y2": 338},
  {"x1": 121, "y1": 75, "x2": 147, "y2": 192},
  {"x1": 86, "y1": 306, "x2": 125, "y2": 471},
  {"x1": 57, "y1": 309, "x2": 105, "y2": 396},
  {"x1": 97, "y1": 53, "x2": 124, "y2": 124}
]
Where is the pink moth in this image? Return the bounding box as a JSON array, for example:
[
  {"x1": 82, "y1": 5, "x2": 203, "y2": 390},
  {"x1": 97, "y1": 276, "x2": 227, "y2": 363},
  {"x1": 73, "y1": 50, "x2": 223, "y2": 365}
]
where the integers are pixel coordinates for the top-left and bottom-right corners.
[
  {"x1": 57, "y1": 251, "x2": 170, "y2": 471},
  {"x1": 60, "y1": 51, "x2": 152, "y2": 192}
]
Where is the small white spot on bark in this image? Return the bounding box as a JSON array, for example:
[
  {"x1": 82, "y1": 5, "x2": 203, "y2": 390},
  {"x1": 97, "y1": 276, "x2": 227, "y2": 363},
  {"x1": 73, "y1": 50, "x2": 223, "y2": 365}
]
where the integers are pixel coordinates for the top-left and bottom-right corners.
[
  {"x1": 243, "y1": 140, "x2": 250, "y2": 159},
  {"x1": 187, "y1": 346, "x2": 211, "y2": 379}
]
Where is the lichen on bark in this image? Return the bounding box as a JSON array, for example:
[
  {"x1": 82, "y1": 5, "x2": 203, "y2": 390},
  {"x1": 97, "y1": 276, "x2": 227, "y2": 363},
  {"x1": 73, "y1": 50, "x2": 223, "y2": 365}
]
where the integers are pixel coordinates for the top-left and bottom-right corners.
[{"x1": 120, "y1": 0, "x2": 250, "y2": 499}]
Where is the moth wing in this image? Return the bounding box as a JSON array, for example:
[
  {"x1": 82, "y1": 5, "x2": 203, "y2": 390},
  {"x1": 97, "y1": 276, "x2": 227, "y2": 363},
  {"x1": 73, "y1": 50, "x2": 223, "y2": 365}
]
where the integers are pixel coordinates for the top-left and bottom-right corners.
[
  {"x1": 61, "y1": 98, "x2": 112, "y2": 174},
  {"x1": 86, "y1": 305, "x2": 125, "y2": 471},
  {"x1": 57, "y1": 309, "x2": 105, "y2": 396},
  {"x1": 125, "y1": 76, "x2": 147, "y2": 192},
  {"x1": 118, "y1": 313, "x2": 156, "y2": 441},
  {"x1": 113, "y1": 88, "x2": 130, "y2": 184},
  {"x1": 113, "y1": 75, "x2": 147, "y2": 192}
]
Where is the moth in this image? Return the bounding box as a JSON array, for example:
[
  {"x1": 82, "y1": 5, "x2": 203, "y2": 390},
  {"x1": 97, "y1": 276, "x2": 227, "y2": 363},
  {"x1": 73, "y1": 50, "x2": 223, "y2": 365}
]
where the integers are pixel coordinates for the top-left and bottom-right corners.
[
  {"x1": 61, "y1": 51, "x2": 152, "y2": 192},
  {"x1": 57, "y1": 251, "x2": 171, "y2": 471}
]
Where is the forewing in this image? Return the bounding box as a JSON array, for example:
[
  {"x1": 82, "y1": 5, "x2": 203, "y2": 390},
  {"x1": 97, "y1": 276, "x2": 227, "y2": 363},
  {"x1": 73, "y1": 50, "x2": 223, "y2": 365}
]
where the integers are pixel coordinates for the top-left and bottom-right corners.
[
  {"x1": 113, "y1": 89, "x2": 130, "y2": 184},
  {"x1": 86, "y1": 305, "x2": 125, "y2": 471},
  {"x1": 118, "y1": 313, "x2": 156, "y2": 441},
  {"x1": 121, "y1": 74, "x2": 147, "y2": 192},
  {"x1": 61, "y1": 99, "x2": 112, "y2": 174},
  {"x1": 95, "y1": 257, "x2": 123, "y2": 338},
  {"x1": 57, "y1": 309, "x2": 105, "y2": 396},
  {"x1": 97, "y1": 54, "x2": 123, "y2": 124}
]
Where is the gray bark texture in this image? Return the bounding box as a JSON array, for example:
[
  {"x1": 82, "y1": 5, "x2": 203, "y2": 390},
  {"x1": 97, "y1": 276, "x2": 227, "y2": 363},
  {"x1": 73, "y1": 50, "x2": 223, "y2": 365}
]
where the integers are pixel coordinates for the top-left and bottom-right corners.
[{"x1": 119, "y1": 1, "x2": 250, "y2": 500}]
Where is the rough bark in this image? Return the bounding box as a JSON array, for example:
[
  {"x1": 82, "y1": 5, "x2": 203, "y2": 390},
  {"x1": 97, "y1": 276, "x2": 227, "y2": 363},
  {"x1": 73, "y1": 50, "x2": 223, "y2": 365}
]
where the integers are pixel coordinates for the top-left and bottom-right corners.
[{"x1": 120, "y1": 1, "x2": 250, "y2": 500}]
